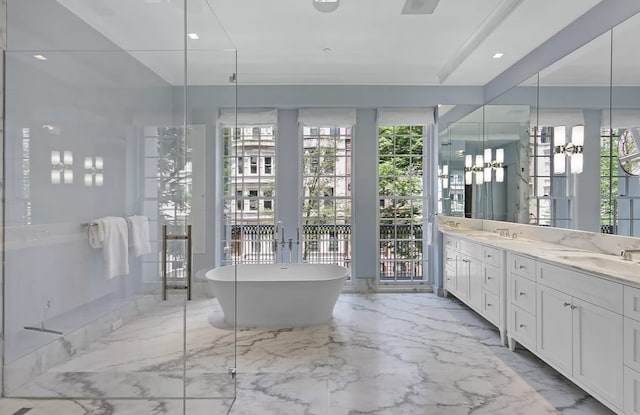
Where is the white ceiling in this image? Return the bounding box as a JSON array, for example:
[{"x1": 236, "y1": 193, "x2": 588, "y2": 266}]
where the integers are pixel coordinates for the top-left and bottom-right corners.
[{"x1": 56, "y1": 0, "x2": 603, "y2": 86}]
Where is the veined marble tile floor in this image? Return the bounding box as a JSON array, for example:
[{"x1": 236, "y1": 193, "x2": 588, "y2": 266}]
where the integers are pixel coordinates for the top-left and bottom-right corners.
[{"x1": 0, "y1": 293, "x2": 615, "y2": 414}]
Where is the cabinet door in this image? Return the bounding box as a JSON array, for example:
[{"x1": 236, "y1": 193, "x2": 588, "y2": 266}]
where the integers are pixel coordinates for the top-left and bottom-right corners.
[
  {"x1": 468, "y1": 258, "x2": 482, "y2": 310},
  {"x1": 625, "y1": 366, "x2": 640, "y2": 415},
  {"x1": 444, "y1": 261, "x2": 457, "y2": 296},
  {"x1": 572, "y1": 297, "x2": 623, "y2": 408},
  {"x1": 456, "y1": 256, "x2": 470, "y2": 301},
  {"x1": 536, "y1": 285, "x2": 573, "y2": 374},
  {"x1": 625, "y1": 317, "x2": 640, "y2": 372}
]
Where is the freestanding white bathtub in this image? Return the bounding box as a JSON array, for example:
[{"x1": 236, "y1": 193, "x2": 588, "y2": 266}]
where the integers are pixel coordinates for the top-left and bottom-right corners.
[{"x1": 205, "y1": 264, "x2": 349, "y2": 328}]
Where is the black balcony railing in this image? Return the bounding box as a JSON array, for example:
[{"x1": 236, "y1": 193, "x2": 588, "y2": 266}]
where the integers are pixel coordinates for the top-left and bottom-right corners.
[{"x1": 224, "y1": 223, "x2": 425, "y2": 282}]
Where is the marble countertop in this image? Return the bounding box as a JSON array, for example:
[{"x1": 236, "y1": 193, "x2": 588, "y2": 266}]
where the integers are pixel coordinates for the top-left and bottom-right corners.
[{"x1": 440, "y1": 227, "x2": 640, "y2": 287}]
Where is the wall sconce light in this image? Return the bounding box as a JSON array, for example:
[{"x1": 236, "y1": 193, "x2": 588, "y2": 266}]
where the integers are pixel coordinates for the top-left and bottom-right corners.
[
  {"x1": 483, "y1": 148, "x2": 505, "y2": 182},
  {"x1": 465, "y1": 154, "x2": 485, "y2": 185},
  {"x1": 84, "y1": 156, "x2": 104, "y2": 187},
  {"x1": 438, "y1": 164, "x2": 449, "y2": 189},
  {"x1": 51, "y1": 150, "x2": 73, "y2": 184},
  {"x1": 554, "y1": 125, "x2": 584, "y2": 174}
]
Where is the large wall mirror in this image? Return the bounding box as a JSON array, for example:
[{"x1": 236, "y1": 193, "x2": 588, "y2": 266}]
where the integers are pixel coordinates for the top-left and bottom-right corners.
[{"x1": 439, "y1": 11, "x2": 640, "y2": 237}]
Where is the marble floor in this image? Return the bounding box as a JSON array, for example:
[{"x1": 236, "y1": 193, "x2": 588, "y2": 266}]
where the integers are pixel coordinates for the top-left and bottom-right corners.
[{"x1": 0, "y1": 293, "x2": 616, "y2": 414}]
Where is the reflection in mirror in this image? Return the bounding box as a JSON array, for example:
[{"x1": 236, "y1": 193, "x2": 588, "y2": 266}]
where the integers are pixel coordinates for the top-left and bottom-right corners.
[
  {"x1": 439, "y1": 107, "x2": 484, "y2": 218},
  {"x1": 618, "y1": 128, "x2": 640, "y2": 176},
  {"x1": 612, "y1": 12, "x2": 640, "y2": 236},
  {"x1": 483, "y1": 105, "x2": 531, "y2": 222},
  {"x1": 536, "y1": 30, "x2": 612, "y2": 231}
]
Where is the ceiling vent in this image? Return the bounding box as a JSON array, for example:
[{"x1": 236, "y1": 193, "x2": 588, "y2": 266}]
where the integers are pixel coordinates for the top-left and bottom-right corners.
[{"x1": 401, "y1": 0, "x2": 440, "y2": 15}]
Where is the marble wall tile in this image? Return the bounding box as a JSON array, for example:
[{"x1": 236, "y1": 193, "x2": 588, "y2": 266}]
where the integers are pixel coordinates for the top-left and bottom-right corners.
[{"x1": 4, "y1": 293, "x2": 160, "y2": 395}]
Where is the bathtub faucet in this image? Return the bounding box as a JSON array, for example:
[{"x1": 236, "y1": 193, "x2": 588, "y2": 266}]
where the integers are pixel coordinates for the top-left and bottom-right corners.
[
  {"x1": 275, "y1": 221, "x2": 285, "y2": 246},
  {"x1": 275, "y1": 221, "x2": 285, "y2": 263}
]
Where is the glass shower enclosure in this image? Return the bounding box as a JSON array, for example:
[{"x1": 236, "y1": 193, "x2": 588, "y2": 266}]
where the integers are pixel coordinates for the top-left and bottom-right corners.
[{"x1": 2, "y1": 0, "x2": 238, "y2": 412}]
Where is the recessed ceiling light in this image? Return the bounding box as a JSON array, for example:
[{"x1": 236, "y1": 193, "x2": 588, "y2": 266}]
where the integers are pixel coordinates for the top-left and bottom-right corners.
[
  {"x1": 187, "y1": 33, "x2": 199, "y2": 40},
  {"x1": 493, "y1": 52, "x2": 504, "y2": 59},
  {"x1": 33, "y1": 54, "x2": 47, "y2": 61},
  {"x1": 313, "y1": 0, "x2": 339, "y2": 13}
]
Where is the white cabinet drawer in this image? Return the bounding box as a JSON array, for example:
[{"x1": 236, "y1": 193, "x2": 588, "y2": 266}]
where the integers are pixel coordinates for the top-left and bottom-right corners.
[
  {"x1": 444, "y1": 250, "x2": 456, "y2": 273},
  {"x1": 509, "y1": 306, "x2": 536, "y2": 349},
  {"x1": 537, "y1": 261, "x2": 623, "y2": 314},
  {"x1": 508, "y1": 253, "x2": 536, "y2": 280},
  {"x1": 482, "y1": 245, "x2": 502, "y2": 268},
  {"x1": 443, "y1": 236, "x2": 459, "y2": 250},
  {"x1": 460, "y1": 240, "x2": 482, "y2": 260},
  {"x1": 625, "y1": 317, "x2": 640, "y2": 372},
  {"x1": 510, "y1": 273, "x2": 536, "y2": 314},
  {"x1": 625, "y1": 285, "x2": 640, "y2": 321},
  {"x1": 625, "y1": 366, "x2": 640, "y2": 415},
  {"x1": 483, "y1": 264, "x2": 500, "y2": 294},
  {"x1": 483, "y1": 290, "x2": 500, "y2": 325}
]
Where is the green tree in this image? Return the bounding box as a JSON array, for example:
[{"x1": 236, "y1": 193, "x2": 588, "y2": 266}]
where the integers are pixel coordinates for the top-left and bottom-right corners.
[{"x1": 378, "y1": 125, "x2": 424, "y2": 260}]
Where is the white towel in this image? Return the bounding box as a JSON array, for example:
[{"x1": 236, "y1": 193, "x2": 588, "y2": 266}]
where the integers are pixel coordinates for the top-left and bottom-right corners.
[
  {"x1": 89, "y1": 217, "x2": 129, "y2": 279},
  {"x1": 126, "y1": 215, "x2": 151, "y2": 257}
]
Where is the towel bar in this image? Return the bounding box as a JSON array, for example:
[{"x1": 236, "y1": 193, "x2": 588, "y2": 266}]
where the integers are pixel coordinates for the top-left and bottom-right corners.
[{"x1": 162, "y1": 224, "x2": 192, "y2": 301}]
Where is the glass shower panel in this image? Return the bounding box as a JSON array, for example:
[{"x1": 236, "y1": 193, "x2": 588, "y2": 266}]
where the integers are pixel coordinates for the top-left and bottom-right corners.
[
  {"x1": 184, "y1": 0, "x2": 238, "y2": 410},
  {"x1": 4, "y1": 0, "x2": 237, "y2": 412},
  {"x1": 3, "y1": 46, "x2": 187, "y2": 399}
]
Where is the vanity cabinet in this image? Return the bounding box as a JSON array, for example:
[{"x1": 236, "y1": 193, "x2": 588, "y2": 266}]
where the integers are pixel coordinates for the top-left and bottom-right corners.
[
  {"x1": 443, "y1": 235, "x2": 506, "y2": 344},
  {"x1": 624, "y1": 286, "x2": 640, "y2": 415},
  {"x1": 508, "y1": 255, "x2": 624, "y2": 413}
]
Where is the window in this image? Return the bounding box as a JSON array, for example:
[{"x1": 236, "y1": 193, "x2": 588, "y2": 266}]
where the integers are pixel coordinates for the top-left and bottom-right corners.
[
  {"x1": 249, "y1": 190, "x2": 258, "y2": 211},
  {"x1": 378, "y1": 125, "x2": 425, "y2": 283},
  {"x1": 601, "y1": 128, "x2": 640, "y2": 236},
  {"x1": 222, "y1": 122, "x2": 277, "y2": 264},
  {"x1": 301, "y1": 126, "x2": 351, "y2": 268},
  {"x1": 529, "y1": 126, "x2": 572, "y2": 228},
  {"x1": 237, "y1": 157, "x2": 244, "y2": 175},
  {"x1": 264, "y1": 157, "x2": 272, "y2": 174}
]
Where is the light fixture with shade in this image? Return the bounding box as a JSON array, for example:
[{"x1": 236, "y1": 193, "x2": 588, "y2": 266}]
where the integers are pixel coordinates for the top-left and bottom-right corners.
[
  {"x1": 495, "y1": 148, "x2": 504, "y2": 182},
  {"x1": 465, "y1": 154, "x2": 473, "y2": 184},
  {"x1": 484, "y1": 148, "x2": 492, "y2": 182},
  {"x1": 553, "y1": 126, "x2": 566, "y2": 174},
  {"x1": 313, "y1": 0, "x2": 339, "y2": 13},
  {"x1": 475, "y1": 155, "x2": 484, "y2": 184},
  {"x1": 570, "y1": 126, "x2": 584, "y2": 174},
  {"x1": 483, "y1": 147, "x2": 505, "y2": 183},
  {"x1": 553, "y1": 125, "x2": 583, "y2": 174}
]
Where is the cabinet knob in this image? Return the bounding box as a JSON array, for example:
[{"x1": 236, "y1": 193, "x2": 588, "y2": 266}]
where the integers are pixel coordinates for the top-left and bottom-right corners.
[
  {"x1": 519, "y1": 324, "x2": 526, "y2": 328},
  {"x1": 487, "y1": 303, "x2": 492, "y2": 307},
  {"x1": 519, "y1": 292, "x2": 525, "y2": 296},
  {"x1": 519, "y1": 265, "x2": 526, "y2": 269},
  {"x1": 447, "y1": 257, "x2": 453, "y2": 261},
  {"x1": 570, "y1": 305, "x2": 577, "y2": 310},
  {"x1": 563, "y1": 302, "x2": 571, "y2": 307},
  {"x1": 486, "y1": 254, "x2": 492, "y2": 258},
  {"x1": 487, "y1": 277, "x2": 493, "y2": 280}
]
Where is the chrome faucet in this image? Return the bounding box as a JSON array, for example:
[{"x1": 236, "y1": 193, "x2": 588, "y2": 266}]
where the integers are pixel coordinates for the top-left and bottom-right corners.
[
  {"x1": 274, "y1": 221, "x2": 286, "y2": 263},
  {"x1": 275, "y1": 221, "x2": 285, "y2": 245},
  {"x1": 621, "y1": 249, "x2": 640, "y2": 261}
]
